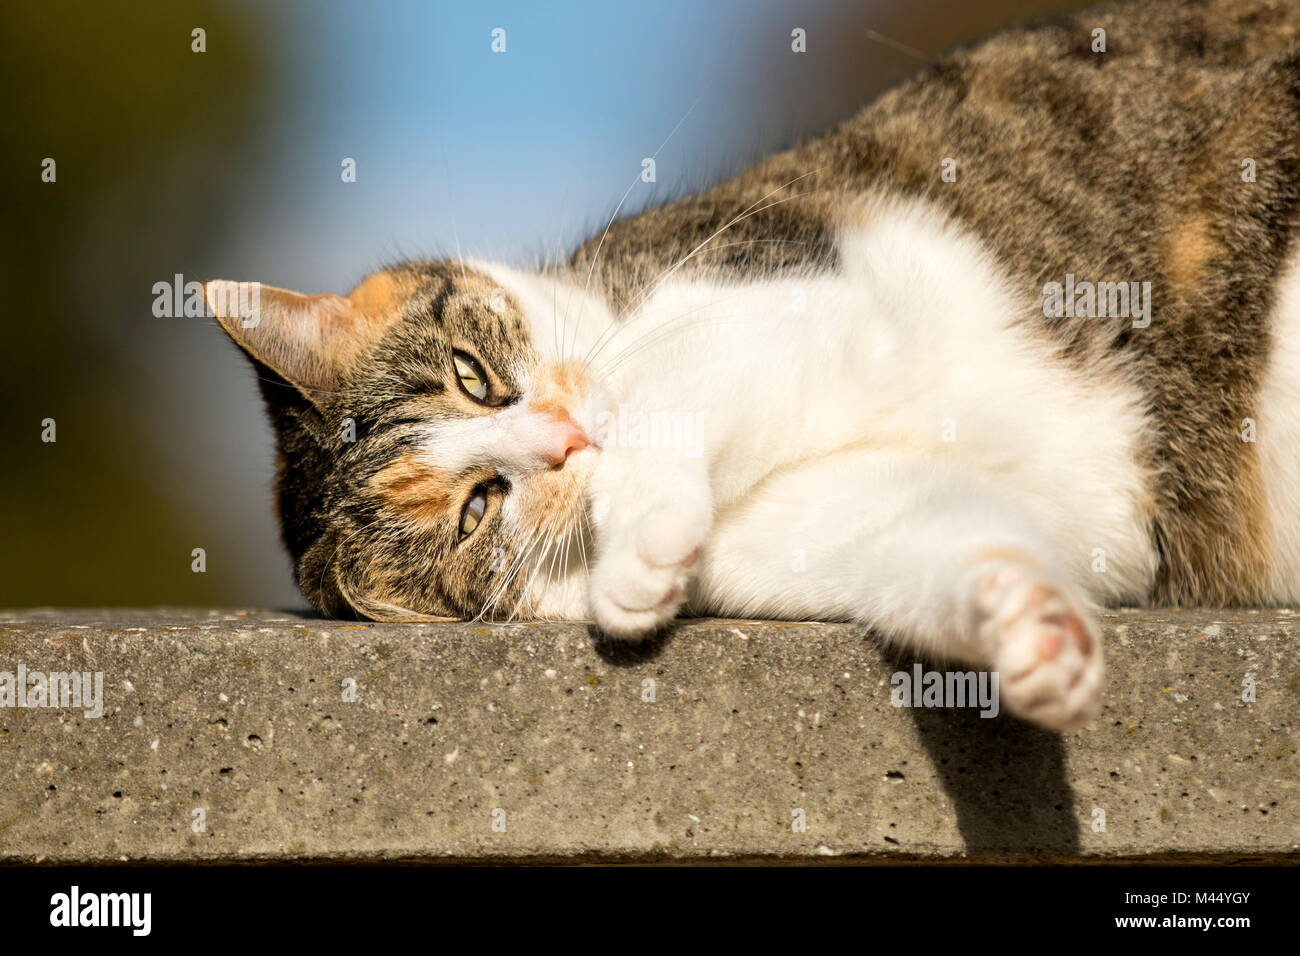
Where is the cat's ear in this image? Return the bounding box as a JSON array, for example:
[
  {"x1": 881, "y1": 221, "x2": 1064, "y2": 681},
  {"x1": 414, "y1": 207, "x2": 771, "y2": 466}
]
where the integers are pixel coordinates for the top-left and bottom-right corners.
[{"x1": 205, "y1": 275, "x2": 402, "y2": 398}]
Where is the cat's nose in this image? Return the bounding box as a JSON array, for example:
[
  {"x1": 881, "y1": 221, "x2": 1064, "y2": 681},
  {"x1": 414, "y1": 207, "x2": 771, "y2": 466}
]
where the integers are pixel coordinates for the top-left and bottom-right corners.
[{"x1": 542, "y1": 409, "x2": 590, "y2": 466}]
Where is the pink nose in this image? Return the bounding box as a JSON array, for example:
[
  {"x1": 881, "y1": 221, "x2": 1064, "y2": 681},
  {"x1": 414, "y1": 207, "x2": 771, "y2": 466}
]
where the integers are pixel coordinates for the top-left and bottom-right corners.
[{"x1": 542, "y1": 410, "x2": 590, "y2": 465}]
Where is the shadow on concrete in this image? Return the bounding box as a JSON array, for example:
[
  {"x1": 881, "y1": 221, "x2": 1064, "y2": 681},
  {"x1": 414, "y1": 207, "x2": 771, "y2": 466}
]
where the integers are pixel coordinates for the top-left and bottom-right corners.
[
  {"x1": 588, "y1": 622, "x2": 677, "y2": 665},
  {"x1": 274, "y1": 606, "x2": 329, "y2": 620},
  {"x1": 880, "y1": 643, "x2": 1081, "y2": 858}
]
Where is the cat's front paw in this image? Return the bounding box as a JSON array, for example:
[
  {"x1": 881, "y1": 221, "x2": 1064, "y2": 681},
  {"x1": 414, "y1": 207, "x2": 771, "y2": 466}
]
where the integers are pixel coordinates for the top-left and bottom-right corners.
[
  {"x1": 974, "y1": 565, "x2": 1103, "y2": 731},
  {"x1": 588, "y1": 504, "x2": 705, "y2": 641}
]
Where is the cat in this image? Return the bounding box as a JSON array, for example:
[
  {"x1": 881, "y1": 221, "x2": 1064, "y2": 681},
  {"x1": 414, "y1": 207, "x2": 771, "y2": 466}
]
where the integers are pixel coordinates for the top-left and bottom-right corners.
[{"x1": 206, "y1": 0, "x2": 1300, "y2": 732}]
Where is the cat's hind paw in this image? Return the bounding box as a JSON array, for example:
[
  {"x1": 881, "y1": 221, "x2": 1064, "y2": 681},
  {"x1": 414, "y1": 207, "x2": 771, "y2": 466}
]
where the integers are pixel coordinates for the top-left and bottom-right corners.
[
  {"x1": 975, "y1": 565, "x2": 1104, "y2": 732},
  {"x1": 588, "y1": 504, "x2": 703, "y2": 641}
]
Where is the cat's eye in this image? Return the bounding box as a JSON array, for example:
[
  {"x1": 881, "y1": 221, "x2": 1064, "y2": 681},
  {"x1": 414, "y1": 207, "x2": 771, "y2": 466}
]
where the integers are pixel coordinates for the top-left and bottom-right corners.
[
  {"x1": 452, "y1": 350, "x2": 490, "y2": 402},
  {"x1": 458, "y1": 485, "x2": 489, "y2": 540}
]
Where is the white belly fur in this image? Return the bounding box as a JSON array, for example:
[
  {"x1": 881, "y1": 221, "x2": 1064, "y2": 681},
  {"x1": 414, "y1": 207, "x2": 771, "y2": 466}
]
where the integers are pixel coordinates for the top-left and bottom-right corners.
[{"x1": 1254, "y1": 236, "x2": 1300, "y2": 600}]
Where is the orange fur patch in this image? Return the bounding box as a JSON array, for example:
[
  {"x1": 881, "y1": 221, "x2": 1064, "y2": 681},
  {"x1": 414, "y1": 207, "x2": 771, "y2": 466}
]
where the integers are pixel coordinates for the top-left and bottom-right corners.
[
  {"x1": 347, "y1": 270, "x2": 406, "y2": 318},
  {"x1": 528, "y1": 363, "x2": 589, "y2": 420},
  {"x1": 369, "y1": 454, "x2": 456, "y2": 530},
  {"x1": 1163, "y1": 217, "x2": 1219, "y2": 292}
]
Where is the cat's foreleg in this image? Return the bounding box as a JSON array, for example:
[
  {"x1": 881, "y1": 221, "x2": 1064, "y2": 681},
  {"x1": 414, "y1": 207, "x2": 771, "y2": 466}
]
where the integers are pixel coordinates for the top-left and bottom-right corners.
[
  {"x1": 847, "y1": 467, "x2": 1104, "y2": 730},
  {"x1": 701, "y1": 456, "x2": 1105, "y2": 731},
  {"x1": 933, "y1": 541, "x2": 1103, "y2": 731},
  {"x1": 584, "y1": 447, "x2": 713, "y2": 640}
]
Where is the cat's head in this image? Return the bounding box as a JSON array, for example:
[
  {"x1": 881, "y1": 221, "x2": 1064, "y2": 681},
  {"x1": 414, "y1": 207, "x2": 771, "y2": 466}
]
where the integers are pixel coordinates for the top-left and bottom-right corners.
[{"x1": 206, "y1": 262, "x2": 605, "y2": 621}]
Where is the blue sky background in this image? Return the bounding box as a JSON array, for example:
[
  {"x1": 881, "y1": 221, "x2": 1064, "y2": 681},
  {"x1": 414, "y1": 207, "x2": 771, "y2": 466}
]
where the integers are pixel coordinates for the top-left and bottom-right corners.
[{"x1": 233, "y1": 0, "x2": 914, "y2": 290}]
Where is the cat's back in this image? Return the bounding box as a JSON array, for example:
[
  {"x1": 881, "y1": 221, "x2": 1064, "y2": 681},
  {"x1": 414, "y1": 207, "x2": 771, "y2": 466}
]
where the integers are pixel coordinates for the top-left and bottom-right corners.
[{"x1": 848, "y1": 0, "x2": 1300, "y2": 605}]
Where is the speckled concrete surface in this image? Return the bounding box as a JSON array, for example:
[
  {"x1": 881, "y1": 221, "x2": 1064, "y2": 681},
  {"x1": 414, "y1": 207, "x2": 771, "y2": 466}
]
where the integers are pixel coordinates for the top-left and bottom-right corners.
[{"x1": 0, "y1": 608, "x2": 1294, "y2": 863}]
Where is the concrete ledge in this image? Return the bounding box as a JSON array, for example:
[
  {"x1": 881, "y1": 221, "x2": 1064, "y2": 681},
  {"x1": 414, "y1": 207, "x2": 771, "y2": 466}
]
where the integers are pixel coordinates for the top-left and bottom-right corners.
[{"x1": 0, "y1": 608, "x2": 1295, "y2": 864}]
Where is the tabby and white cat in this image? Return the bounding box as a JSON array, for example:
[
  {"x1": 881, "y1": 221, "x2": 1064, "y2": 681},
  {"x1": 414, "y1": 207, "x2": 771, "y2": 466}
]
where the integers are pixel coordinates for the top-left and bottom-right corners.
[{"x1": 207, "y1": 0, "x2": 1300, "y2": 731}]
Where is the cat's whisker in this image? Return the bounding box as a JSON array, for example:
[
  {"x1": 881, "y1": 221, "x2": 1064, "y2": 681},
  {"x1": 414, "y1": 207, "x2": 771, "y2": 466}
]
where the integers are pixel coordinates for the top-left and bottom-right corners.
[
  {"x1": 552, "y1": 518, "x2": 570, "y2": 615},
  {"x1": 574, "y1": 508, "x2": 594, "y2": 605},
  {"x1": 564, "y1": 96, "x2": 702, "y2": 365},
  {"x1": 479, "y1": 523, "x2": 547, "y2": 622},
  {"x1": 558, "y1": 512, "x2": 579, "y2": 614},
  {"x1": 622, "y1": 185, "x2": 823, "y2": 316},
  {"x1": 580, "y1": 243, "x2": 803, "y2": 374},
  {"x1": 593, "y1": 321, "x2": 752, "y2": 383},
  {"x1": 585, "y1": 304, "x2": 759, "y2": 382},
  {"x1": 578, "y1": 175, "x2": 823, "y2": 370},
  {"x1": 516, "y1": 523, "x2": 561, "y2": 622},
  {"x1": 567, "y1": 175, "x2": 642, "y2": 364},
  {"x1": 621, "y1": 166, "x2": 824, "y2": 311},
  {"x1": 539, "y1": 519, "x2": 567, "y2": 617},
  {"x1": 548, "y1": 181, "x2": 577, "y2": 363},
  {"x1": 439, "y1": 145, "x2": 470, "y2": 286},
  {"x1": 481, "y1": 521, "x2": 546, "y2": 621},
  {"x1": 581, "y1": 281, "x2": 771, "y2": 376},
  {"x1": 501, "y1": 514, "x2": 561, "y2": 622},
  {"x1": 538, "y1": 505, "x2": 585, "y2": 621},
  {"x1": 481, "y1": 553, "x2": 532, "y2": 622},
  {"x1": 863, "y1": 29, "x2": 931, "y2": 62}
]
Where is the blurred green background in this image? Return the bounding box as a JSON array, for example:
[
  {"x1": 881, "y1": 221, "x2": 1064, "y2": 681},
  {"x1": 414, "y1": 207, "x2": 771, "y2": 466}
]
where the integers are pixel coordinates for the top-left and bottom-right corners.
[{"x1": 0, "y1": 0, "x2": 1082, "y2": 608}]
